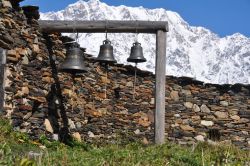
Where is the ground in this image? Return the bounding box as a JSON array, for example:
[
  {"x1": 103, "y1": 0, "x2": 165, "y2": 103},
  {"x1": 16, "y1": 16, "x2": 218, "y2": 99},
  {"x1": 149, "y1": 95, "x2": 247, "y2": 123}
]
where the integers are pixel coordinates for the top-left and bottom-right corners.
[{"x1": 0, "y1": 117, "x2": 249, "y2": 166}]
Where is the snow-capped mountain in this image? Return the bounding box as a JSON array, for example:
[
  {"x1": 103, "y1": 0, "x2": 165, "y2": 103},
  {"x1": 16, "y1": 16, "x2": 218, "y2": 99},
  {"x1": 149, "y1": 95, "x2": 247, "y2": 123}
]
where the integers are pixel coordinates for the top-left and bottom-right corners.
[{"x1": 40, "y1": 0, "x2": 250, "y2": 84}]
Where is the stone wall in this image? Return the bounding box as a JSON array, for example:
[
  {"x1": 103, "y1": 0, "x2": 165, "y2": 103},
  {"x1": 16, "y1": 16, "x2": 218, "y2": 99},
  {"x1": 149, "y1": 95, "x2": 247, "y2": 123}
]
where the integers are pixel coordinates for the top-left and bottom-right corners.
[{"x1": 0, "y1": 0, "x2": 250, "y2": 149}]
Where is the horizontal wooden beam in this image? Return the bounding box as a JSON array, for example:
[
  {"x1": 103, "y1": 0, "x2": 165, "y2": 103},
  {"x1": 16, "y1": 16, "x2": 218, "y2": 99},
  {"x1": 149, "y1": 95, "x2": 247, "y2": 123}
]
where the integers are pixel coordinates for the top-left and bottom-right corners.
[{"x1": 38, "y1": 20, "x2": 168, "y2": 34}]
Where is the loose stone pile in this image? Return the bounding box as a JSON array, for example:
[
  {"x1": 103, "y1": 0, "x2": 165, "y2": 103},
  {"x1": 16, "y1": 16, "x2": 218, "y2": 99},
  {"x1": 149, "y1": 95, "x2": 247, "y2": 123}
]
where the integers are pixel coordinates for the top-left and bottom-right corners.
[{"x1": 0, "y1": 0, "x2": 249, "y2": 149}]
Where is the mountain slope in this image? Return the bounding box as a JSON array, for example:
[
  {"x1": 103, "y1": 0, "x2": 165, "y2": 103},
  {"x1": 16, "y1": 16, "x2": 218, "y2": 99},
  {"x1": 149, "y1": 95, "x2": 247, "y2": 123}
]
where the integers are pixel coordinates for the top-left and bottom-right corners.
[{"x1": 40, "y1": 0, "x2": 250, "y2": 84}]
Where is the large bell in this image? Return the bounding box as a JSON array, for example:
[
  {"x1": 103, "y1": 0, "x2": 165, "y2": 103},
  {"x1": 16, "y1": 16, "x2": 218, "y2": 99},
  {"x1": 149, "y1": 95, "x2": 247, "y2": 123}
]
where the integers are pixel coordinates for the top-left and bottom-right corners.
[
  {"x1": 59, "y1": 42, "x2": 88, "y2": 74},
  {"x1": 96, "y1": 39, "x2": 117, "y2": 64},
  {"x1": 127, "y1": 42, "x2": 146, "y2": 63}
]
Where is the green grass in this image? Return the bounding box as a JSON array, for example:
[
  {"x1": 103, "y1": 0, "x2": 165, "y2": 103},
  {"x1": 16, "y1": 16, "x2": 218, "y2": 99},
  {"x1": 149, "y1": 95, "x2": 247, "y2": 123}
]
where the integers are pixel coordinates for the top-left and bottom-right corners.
[{"x1": 0, "y1": 117, "x2": 249, "y2": 166}]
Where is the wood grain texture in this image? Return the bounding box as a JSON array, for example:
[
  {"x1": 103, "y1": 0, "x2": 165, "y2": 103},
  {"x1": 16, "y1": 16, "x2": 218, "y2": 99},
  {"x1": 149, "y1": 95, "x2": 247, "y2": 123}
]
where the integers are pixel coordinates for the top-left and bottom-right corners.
[
  {"x1": 39, "y1": 20, "x2": 168, "y2": 34},
  {"x1": 154, "y1": 30, "x2": 166, "y2": 144},
  {"x1": 0, "y1": 48, "x2": 6, "y2": 112}
]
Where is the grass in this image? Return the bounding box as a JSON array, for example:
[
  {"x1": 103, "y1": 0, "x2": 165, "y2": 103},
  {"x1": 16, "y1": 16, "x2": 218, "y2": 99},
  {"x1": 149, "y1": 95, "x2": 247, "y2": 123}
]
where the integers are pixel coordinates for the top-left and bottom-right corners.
[{"x1": 0, "y1": 117, "x2": 249, "y2": 166}]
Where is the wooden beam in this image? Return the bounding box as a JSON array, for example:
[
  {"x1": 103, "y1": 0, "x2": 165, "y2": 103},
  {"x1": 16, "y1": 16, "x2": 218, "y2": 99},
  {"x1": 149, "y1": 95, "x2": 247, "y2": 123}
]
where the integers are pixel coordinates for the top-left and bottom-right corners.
[
  {"x1": 154, "y1": 30, "x2": 166, "y2": 144},
  {"x1": 0, "y1": 48, "x2": 6, "y2": 112},
  {"x1": 39, "y1": 20, "x2": 168, "y2": 34}
]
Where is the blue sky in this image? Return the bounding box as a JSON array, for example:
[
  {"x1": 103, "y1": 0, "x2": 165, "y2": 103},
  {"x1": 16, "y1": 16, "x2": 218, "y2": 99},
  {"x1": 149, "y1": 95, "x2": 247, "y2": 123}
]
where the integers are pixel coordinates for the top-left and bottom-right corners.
[{"x1": 21, "y1": 0, "x2": 250, "y2": 37}]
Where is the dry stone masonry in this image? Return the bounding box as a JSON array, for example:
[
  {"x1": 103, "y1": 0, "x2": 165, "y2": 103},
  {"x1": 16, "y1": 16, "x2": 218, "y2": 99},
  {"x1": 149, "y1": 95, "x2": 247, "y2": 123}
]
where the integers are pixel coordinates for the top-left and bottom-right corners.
[{"x1": 0, "y1": 0, "x2": 250, "y2": 149}]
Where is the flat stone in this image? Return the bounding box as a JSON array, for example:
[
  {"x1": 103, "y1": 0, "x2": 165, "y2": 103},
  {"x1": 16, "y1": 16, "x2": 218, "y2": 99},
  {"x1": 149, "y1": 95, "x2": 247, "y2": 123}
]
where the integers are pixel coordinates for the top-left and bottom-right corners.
[
  {"x1": 2, "y1": 0, "x2": 12, "y2": 8},
  {"x1": 72, "y1": 132, "x2": 81, "y2": 142},
  {"x1": 52, "y1": 134, "x2": 59, "y2": 141},
  {"x1": 184, "y1": 102, "x2": 193, "y2": 109},
  {"x1": 192, "y1": 104, "x2": 200, "y2": 112},
  {"x1": 174, "y1": 114, "x2": 181, "y2": 118},
  {"x1": 126, "y1": 81, "x2": 133, "y2": 87},
  {"x1": 23, "y1": 112, "x2": 32, "y2": 120},
  {"x1": 134, "y1": 129, "x2": 141, "y2": 135},
  {"x1": 21, "y1": 87, "x2": 29, "y2": 95},
  {"x1": 201, "y1": 120, "x2": 214, "y2": 126},
  {"x1": 44, "y1": 119, "x2": 53, "y2": 133},
  {"x1": 21, "y1": 55, "x2": 29, "y2": 64},
  {"x1": 88, "y1": 131, "x2": 95, "y2": 138},
  {"x1": 181, "y1": 89, "x2": 192, "y2": 96},
  {"x1": 180, "y1": 125, "x2": 194, "y2": 131},
  {"x1": 200, "y1": 104, "x2": 210, "y2": 113},
  {"x1": 68, "y1": 119, "x2": 76, "y2": 129},
  {"x1": 220, "y1": 101, "x2": 229, "y2": 107},
  {"x1": 150, "y1": 98, "x2": 155, "y2": 105},
  {"x1": 170, "y1": 91, "x2": 179, "y2": 101},
  {"x1": 214, "y1": 111, "x2": 228, "y2": 119},
  {"x1": 75, "y1": 122, "x2": 82, "y2": 129},
  {"x1": 195, "y1": 135, "x2": 205, "y2": 142}
]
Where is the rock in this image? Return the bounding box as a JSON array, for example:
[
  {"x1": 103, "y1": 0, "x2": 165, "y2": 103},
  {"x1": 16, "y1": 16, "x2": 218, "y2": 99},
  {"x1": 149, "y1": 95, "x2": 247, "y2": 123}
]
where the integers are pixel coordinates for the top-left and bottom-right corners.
[
  {"x1": 72, "y1": 132, "x2": 81, "y2": 142},
  {"x1": 214, "y1": 111, "x2": 228, "y2": 119},
  {"x1": 142, "y1": 137, "x2": 149, "y2": 145},
  {"x1": 201, "y1": 120, "x2": 214, "y2": 126},
  {"x1": 174, "y1": 114, "x2": 181, "y2": 118},
  {"x1": 7, "y1": 49, "x2": 20, "y2": 62},
  {"x1": 195, "y1": 135, "x2": 205, "y2": 142},
  {"x1": 184, "y1": 102, "x2": 193, "y2": 109},
  {"x1": 23, "y1": 112, "x2": 32, "y2": 120},
  {"x1": 88, "y1": 131, "x2": 95, "y2": 138},
  {"x1": 181, "y1": 89, "x2": 192, "y2": 96},
  {"x1": 170, "y1": 91, "x2": 179, "y2": 101},
  {"x1": 100, "y1": 76, "x2": 110, "y2": 84},
  {"x1": 230, "y1": 115, "x2": 240, "y2": 120},
  {"x1": 21, "y1": 55, "x2": 29, "y2": 64},
  {"x1": 21, "y1": 86, "x2": 29, "y2": 95},
  {"x1": 126, "y1": 81, "x2": 133, "y2": 87},
  {"x1": 200, "y1": 104, "x2": 210, "y2": 113},
  {"x1": 192, "y1": 104, "x2": 200, "y2": 112},
  {"x1": 68, "y1": 119, "x2": 76, "y2": 129},
  {"x1": 134, "y1": 129, "x2": 141, "y2": 135},
  {"x1": 180, "y1": 125, "x2": 194, "y2": 131},
  {"x1": 32, "y1": 44, "x2": 40, "y2": 53},
  {"x1": 75, "y1": 122, "x2": 82, "y2": 129},
  {"x1": 2, "y1": 0, "x2": 12, "y2": 8},
  {"x1": 52, "y1": 134, "x2": 59, "y2": 141},
  {"x1": 150, "y1": 98, "x2": 155, "y2": 105},
  {"x1": 44, "y1": 119, "x2": 53, "y2": 133},
  {"x1": 220, "y1": 101, "x2": 229, "y2": 107}
]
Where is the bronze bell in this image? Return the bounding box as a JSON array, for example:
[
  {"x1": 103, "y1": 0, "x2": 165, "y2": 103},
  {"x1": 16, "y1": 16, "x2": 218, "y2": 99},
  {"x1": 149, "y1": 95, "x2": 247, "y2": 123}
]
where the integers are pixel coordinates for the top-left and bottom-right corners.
[
  {"x1": 127, "y1": 41, "x2": 146, "y2": 63},
  {"x1": 96, "y1": 39, "x2": 117, "y2": 64},
  {"x1": 59, "y1": 42, "x2": 88, "y2": 74}
]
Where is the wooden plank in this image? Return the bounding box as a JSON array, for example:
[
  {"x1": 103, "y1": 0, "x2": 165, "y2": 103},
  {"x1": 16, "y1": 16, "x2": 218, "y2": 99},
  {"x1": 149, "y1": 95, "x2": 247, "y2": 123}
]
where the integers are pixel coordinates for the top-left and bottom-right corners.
[
  {"x1": 0, "y1": 48, "x2": 6, "y2": 112},
  {"x1": 154, "y1": 30, "x2": 166, "y2": 144},
  {"x1": 39, "y1": 20, "x2": 168, "y2": 34}
]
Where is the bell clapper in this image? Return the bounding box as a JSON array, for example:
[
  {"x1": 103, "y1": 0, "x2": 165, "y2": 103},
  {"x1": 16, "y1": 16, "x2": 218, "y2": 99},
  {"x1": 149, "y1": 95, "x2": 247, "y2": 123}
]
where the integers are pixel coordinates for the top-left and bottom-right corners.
[{"x1": 133, "y1": 62, "x2": 137, "y2": 100}]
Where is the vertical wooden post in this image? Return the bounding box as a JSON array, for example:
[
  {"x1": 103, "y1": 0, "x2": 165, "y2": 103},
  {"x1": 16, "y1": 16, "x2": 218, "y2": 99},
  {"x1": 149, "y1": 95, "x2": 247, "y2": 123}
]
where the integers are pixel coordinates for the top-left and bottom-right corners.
[
  {"x1": 0, "y1": 48, "x2": 6, "y2": 112},
  {"x1": 154, "y1": 30, "x2": 166, "y2": 144}
]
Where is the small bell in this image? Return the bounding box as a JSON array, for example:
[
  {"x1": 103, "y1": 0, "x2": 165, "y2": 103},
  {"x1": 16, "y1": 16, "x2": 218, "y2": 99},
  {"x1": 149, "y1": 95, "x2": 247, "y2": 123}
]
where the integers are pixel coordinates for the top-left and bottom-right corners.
[
  {"x1": 59, "y1": 42, "x2": 88, "y2": 74},
  {"x1": 96, "y1": 39, "x2": 117, "y2": 64},
  {"x1": 127, "y1": 42, "x2": 146, "y2": 63}
]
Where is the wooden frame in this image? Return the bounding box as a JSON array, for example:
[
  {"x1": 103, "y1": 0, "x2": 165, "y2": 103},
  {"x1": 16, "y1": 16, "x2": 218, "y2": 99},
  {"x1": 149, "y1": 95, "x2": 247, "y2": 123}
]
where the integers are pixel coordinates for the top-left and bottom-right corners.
[
  {"x1": 0, "y1": 48, "x2": 6, "y2": 112},
  {"x1": 39, "y1": 20, "x2": 168, "y2": 144}
]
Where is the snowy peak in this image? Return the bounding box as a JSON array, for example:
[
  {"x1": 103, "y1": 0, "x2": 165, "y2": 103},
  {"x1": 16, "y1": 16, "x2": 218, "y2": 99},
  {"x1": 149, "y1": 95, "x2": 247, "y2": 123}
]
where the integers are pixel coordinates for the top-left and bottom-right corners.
[{"x1": 41, "y1": 0, "x2": 250, "y2": 84}]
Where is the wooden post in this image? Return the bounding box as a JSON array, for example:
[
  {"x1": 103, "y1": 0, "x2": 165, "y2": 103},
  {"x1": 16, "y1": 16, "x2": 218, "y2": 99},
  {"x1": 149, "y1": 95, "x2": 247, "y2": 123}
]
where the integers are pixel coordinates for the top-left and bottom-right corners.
[
  {"x1": 0, "y1": 48, "x2": 6, "y2": 112},
  {"x1": 154, "y1": 30, "x2": 166, "y2": 144}
]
